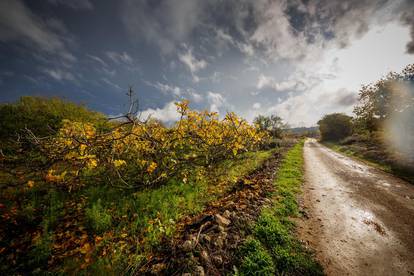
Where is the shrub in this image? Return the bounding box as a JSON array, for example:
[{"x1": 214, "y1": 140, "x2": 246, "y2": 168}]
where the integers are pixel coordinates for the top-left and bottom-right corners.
[{"x1": 36, "y1": 100, "x2": 268, "y2": 190}]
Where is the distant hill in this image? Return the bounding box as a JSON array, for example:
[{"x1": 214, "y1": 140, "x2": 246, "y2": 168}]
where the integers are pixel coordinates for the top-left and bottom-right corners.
[{"x1": 286, "y1": 126, "x2": 319, "y2": 136}]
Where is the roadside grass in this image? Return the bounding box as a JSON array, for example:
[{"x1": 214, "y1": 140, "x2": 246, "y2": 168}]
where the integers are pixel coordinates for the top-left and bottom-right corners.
[
  {"x1": 0, "y1": 149, "x2": 274, "y2": 274},
  {"x1": 236, "y1": 140, "x2": 323, "y2": 276},
  {"x1": 323, "y1": 142, "x2": 414, "y2": 184}
]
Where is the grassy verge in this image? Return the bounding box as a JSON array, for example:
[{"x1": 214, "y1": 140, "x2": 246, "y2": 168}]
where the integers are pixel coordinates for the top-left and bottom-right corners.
[
  {"x1": 323, "y1": 142, "x2": 414, "y2": 184},
  {"x1": 236, "y1": 140, "x2": 323, "y2": 276},
  {"x1": 0, "y1": 149, "x2": 274, "y2": 274}
]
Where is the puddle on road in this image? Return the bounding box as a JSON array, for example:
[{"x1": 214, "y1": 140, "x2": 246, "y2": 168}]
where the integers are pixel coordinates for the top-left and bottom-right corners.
[
  {"x1": 345, "y1": 206, "x2": 388, "y2": 238},
  {"x1": 322, "y1": 147, "x2": 373, "y2": 175},
  {"x1": 379, "y1": 180, "x2": 391, "y2": 187}
]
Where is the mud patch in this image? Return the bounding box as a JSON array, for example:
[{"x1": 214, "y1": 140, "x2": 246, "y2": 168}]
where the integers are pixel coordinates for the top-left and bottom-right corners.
[{"x1": 299, "y1": 139, "x2": 414, "y2": 276}]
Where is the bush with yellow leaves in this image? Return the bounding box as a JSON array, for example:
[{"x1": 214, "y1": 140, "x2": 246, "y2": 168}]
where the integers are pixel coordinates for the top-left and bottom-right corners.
[{"x1": 37, "y1": 100, "x2": 268, "y2": 190}]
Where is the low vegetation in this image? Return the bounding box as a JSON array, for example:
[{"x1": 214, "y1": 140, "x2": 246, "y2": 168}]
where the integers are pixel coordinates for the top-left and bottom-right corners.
[{"x1": 235, "y1": 141, "x2": 323, "y2": 275}]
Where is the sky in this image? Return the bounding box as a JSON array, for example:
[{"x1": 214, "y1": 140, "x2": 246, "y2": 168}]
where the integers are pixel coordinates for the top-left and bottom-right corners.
[{"x1": 0, "y1": 0, "x2": 413, "y2": 127}]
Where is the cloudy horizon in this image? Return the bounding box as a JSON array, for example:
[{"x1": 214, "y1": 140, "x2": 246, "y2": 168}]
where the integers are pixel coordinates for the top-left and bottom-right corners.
[{"x1": 1, "y1": 0, "x2": 413, "y2": 127}]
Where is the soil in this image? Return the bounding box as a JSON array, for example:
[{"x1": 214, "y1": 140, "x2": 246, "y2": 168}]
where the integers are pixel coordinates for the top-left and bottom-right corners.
[
  {"x1": 298, "y1": 139, "x2": 414, "y2": 276},
  {"x1": 139, "y1": 149, "x2": 286, "y2": 275}
]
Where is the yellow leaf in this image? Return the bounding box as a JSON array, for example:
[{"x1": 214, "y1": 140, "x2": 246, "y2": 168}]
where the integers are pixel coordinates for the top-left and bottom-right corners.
[
  {"x1": 113, "y1": 159, "x2": 126, "y2": 168},
  {"x1": 87, "y1": 159, "x2": 97, "y2": 169},
  {"x1": 27, "y1": 180, "x2": 35, "y2": 188},
  {"x1": 80, "y1": 144, "x2": 87, "y2": 154},
  {"x1": 147, "y1": 162, "x2": 157, "y2": 174},
  {"x1": 80, "y1": 243, "x2": 91, "y2": 254}
]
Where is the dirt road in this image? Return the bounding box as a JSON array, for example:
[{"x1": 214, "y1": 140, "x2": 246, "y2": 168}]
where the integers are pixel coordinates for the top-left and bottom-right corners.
[{"x1": 298, "y1": 139, "x2": 414, "y2": 276}]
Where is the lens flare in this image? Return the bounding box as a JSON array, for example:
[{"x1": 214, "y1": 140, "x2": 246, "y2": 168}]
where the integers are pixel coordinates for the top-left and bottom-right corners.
[{"x1": 383, "y1": 81, "x2": 414, "y2": 162}]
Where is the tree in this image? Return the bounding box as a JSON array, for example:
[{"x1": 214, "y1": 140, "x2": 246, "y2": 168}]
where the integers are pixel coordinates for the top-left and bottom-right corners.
[
  {"x1": 318, "y1": 113, "x2": 352, "y2": 141},
  {"x1": 353, "y1": 63, "x2": 414, "y2": 133},
  {"x1": 0, "y1": 96, "x2": 105, "y2": 140},
  {"x1": 253, "y1": 115, "x2": 286, "y2": 138}
]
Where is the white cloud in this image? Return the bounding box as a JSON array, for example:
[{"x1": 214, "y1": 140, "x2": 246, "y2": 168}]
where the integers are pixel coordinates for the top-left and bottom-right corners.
[
  {"x1": 106, "y1": 51, "x2": 133, "y2": 65},
  {"x1": 178, "y1": 46, "x2": 207, "y2": 82},
  {"x1": 189, "y1": 91, "x2": 203, "y2": 103},
  {"x1": 239, "y1": 43, "x2": 254, "y2": 56},
  {"x1": 42, "y1": 68, "x2": 75, "y2": 81},
  {"x1": 87, "y1": 54, "x2": 108, "y2": 67},
  {"x1": 256, "y1": 74, "x2": 305, "y2": 92},
  {"x1": 146, "y1": 81, "x2": 182, "y2": 96},
  {"x1": 215, "y1": 28, "x2": 254, "y2": 57},
  {"x1": 215, "y1": 29, "x2": 234, "y2": 46},
  {"x1": 253, "y1": 102, "x2": 261, "y2": 109},
  {"x1": 101, "y1": 78, "x2": 122, "y2": 91},
  {"x1": 140, "y1": 101, "x2": 180, "y2": 123},
  {"x1": 179, "y1": 47, "x2": 207, "y2": 73},
  {"x1": 250, "y1": 0, "x2": 313, "y2": 61},
  {"x1": 207, "y1": 92, "x2": 225, "y2": 113}
]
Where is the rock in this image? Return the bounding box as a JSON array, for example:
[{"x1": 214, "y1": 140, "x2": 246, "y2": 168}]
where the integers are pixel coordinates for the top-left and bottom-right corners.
[
  {"x1": 212, "y1": 255, "x2": 223, "y2": 265},
  {"x1": 188, "y1": 214, "x2": 214, "y2": 230},
  {"x1": 202, "y1": 234, "x2": 211, "y2": 243},
  {"x1": 215, "y1": 214, "x2": 230, "y2": 226},
  {"x1": 182, "y1": 239, "x2": 193, "y2": 252},
  {"x1": 223, "y1": 210, "x2": 231, "y2": 218},
  {"x1": 218, "y1": 225, "x2": 226, "y2": 233},
  {"x1": 194, "y1": 266, "x2": 205, "y2": 276},
  {"x1": 214, "y1": 237, "x2": 224, "y2": 248},
  {"x1": 200, "y1": 250, "x2": 210, "y2": 263},
  {"x1": 151, "y1": 263, "x2": 166, "y2": 273}
]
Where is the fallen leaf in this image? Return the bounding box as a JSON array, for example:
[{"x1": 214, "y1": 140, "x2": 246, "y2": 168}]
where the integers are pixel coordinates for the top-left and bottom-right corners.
[{"x1": 80, "y1": 243, "x2": 91, "y2": 254}]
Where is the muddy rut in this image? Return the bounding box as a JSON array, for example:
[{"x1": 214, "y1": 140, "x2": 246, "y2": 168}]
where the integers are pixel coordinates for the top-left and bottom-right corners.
[{"x1": 298, "y1": 139, "x2": 414, "y2": 276}]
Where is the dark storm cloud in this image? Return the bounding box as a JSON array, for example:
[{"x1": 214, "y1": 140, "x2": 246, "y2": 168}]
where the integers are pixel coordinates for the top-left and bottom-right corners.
[
  {"x1": 0, "y1": 0, "x2": 76, "y2": 62},
  {"x1": 399, "y1": 2, "x2": 414, "y2": 53},
  {"x1": 335, "y1": 90, "x2": 359, "y2": 107},
  {"x1": 0, "y1": 0, "x2": 413, "y2": 125},
  {"x1": 282, "y1": 0, "x2": 414, "y2": 53},
  {"x1": 47, "y1": 0, "x2": 94, "y2": 11},
  {"x1": 121, "y1": 0, "x2": 207, "y2": 54},
  {"x1": 246, "y1": 0, "x2": 414, "y2": 60}
]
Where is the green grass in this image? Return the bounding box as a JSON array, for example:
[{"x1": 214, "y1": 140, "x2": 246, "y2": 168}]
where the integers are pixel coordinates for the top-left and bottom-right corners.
[
  {"x1": 0, "y1": 149, "x2": 274, "y2": 275},
  {"x1": 236, "y1": 141, "x2": 323, "y2": 276},
  {"x1": 323, "y1": 142, "x2": 414, "y2": 184}
]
